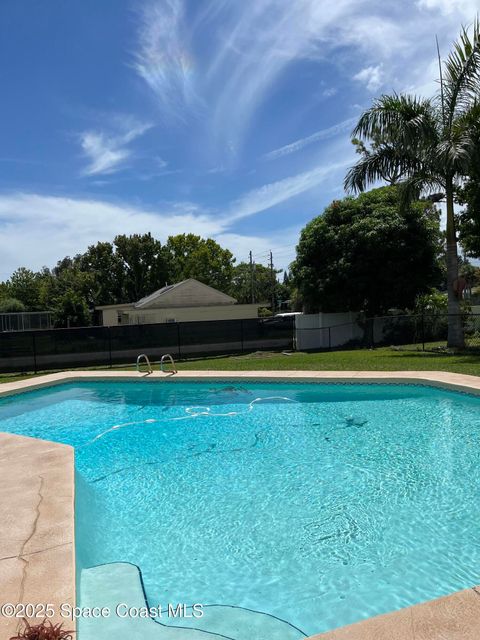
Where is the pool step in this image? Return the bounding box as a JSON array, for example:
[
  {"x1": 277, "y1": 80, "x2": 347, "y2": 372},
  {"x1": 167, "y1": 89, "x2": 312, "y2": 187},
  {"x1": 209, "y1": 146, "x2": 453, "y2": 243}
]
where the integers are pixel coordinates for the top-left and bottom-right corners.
[
  {"x1": 79, "y1": 563, "x2": 305, "y2": 640},
  {"x1": 167, "y1": 603, "x2": 306, "y2": 640}
]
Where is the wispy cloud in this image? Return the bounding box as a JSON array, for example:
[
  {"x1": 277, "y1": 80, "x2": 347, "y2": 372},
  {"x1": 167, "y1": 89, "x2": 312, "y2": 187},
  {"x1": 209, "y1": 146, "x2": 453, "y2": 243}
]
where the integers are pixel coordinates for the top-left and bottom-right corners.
[
  {"x1": 0, "y1": 193, "x2": 219, "y2": 276},
  {"x1": 263, "y1": 117, "x2": 357, "y2": 161},
  {"x1": 353, "y1": 65, "x2": 384, "y2": 92},
  {"x1": 228, "y1": 160, "x2": 351, "y2": 222},
  {"x1": 0, "y1": 144, "x2": 352, "y2": 277},
  {"x1": 80, "y1": 117, "x2": 152, "y2": 176},
  {"x1": 416, "y1": 0, "x2": 478, "y2": 17},
  {"x1": 322, "y1": 87, "x2": 338, "y2": 98},
  {"x1": 133, "y1": 0, "x2": 197, "y2": 118},
  {"x1": 131, "y1": 0, "x2": 476, "y2": 162}
]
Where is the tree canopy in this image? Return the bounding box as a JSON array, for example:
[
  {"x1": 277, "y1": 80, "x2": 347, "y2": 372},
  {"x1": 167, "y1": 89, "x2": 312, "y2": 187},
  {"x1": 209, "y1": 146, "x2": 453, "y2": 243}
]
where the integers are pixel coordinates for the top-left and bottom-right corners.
[
  {"x1": 164, "y1": 234, "x2": 235, "y2": 292},
  {"x1": 344, "y1": 19, "x2": 480, "y2": 347},
  {"x1": 229, "y1": 262, "x2": 280, "y2": 304},
  {"x1": 0, "y1": 233, "x2": 237, "y2": 326},
  {"x1": 291, "y1": 187, "x2": 442, "y2": 315}
]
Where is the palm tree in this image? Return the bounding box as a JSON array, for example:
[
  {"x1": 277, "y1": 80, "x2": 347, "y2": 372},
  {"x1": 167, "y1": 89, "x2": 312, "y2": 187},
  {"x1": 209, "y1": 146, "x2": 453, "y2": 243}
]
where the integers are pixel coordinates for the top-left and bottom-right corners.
[{"x1": 345, "y1": 19, "x2": 480, "y2": 348}]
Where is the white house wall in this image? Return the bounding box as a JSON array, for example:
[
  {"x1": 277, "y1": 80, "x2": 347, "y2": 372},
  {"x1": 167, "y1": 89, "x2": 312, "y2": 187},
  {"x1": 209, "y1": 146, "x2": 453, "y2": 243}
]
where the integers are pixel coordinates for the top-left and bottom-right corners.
[{"x1": 101, "y1": 304, "x2": 261, "y2": 326}]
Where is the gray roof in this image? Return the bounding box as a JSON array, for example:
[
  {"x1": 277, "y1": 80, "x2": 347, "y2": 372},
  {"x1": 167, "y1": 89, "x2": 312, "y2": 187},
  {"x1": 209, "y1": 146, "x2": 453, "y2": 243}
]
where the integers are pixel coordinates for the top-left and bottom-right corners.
[{"x1": 134, "y1": 278, "x2": 237, "y2": 309}]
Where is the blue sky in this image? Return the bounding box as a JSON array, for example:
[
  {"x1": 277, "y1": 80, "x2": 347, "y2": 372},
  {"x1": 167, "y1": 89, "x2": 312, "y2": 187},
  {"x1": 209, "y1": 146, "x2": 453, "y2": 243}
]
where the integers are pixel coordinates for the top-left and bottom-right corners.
[{"x1": 0, "y1": 0, "x2": 477, "y2": 278}]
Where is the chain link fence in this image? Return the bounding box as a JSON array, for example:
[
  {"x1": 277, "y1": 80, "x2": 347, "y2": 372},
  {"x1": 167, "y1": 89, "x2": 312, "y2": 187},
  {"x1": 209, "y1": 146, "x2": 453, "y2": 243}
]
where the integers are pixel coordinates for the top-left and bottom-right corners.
[
  {"x1": 0, "y1": 316, "x2": 295, "y2": 374},
  {"x1": 1, "y1": 313, "x2": 478, "y2": 375}
]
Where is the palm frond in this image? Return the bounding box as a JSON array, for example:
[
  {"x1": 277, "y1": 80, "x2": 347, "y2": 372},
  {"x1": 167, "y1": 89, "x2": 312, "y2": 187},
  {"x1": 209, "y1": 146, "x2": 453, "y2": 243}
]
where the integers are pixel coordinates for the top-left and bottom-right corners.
[
  {"x1": 443, "y1": 17, "x2": 480, "y2": 127},
  {"x1": 437, "y1": 134, "x2": 476, "y2": 173},
  {"x1": 398, "y1": 174, "x2": 446, "y2": 210},
  {"x1": 352, "y1": 94, "x2": 438, "y2": 148},
  {"x1": 344, "y1": 145, "x2": 422, "y2": 193}
]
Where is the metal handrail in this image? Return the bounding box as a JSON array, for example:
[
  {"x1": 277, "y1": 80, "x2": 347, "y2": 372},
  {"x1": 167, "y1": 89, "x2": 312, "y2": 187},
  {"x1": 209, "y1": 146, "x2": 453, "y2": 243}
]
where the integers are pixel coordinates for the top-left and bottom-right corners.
[
  {"x1": 160, "y1": 353, "x2": 177, "y2": 374},
  {"x1": 136, "y1": 353, "x2": 152, "y2": 374}
]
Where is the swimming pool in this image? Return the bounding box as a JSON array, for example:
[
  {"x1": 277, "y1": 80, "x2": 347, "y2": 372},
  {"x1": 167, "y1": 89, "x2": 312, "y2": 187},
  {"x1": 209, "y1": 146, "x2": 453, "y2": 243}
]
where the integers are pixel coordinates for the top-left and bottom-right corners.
[{"x1": 1, "y1": 380, "x2": 479, "y2": 638}]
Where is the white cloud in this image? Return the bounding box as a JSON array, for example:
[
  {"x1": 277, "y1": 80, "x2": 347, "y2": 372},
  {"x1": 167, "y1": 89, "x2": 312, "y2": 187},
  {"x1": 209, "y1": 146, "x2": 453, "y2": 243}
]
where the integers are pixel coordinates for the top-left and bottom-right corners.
[
  {"x1": 353, "y1": 65, "x2": 384, "y2": 92},
  {"x1": 416, "y1": 0, "x2": 478, "y2": 17},
  {"x1": 0, "y1": 143, "x2": 351, "y2": 277},
  {"x1": 130, "y1": 0, "x2": 479, "y2": 161},
  {"x1": 0, "y1": 181, "x2": 315, "y2": 277},
  {"x1": 322, "y1": 87, "x2": 338, "y2": 98},
  {"x1": 216, "y1": 228, "x2": 301, "y2": 271},
  {"x1": 80, "y1": 133, "x2": 130, "y2": 176},
  {"x1": 264, "y1": 117, "x2": 357, "y2": 161},
  {"x1": 80, "y1": 117, "x2": 152, "y2": 176},
  {"x1": 0, "y1": 194, "x2": 218, "y2": 276},
  {"x1": 131, "y1": 0, "x2": 478, "y2": 160},
  {"x1": 228, "y1": 160, "x2": 351, "y2": 222},
  {"x1": 133, "y1": 0, "x2": 198, "y2": 118}
]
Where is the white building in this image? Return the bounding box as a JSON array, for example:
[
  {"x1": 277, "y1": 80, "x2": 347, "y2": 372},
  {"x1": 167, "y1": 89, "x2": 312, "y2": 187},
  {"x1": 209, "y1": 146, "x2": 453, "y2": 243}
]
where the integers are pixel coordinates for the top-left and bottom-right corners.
[{"x1": 96, "y1": 278, "x2": 264, "y2": 326}]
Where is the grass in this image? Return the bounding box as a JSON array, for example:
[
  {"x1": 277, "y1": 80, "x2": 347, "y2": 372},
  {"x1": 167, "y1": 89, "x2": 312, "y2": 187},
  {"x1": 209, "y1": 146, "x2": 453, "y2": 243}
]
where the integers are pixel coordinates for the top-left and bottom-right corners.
[{"x1": 1, "y1": 346, "x2": 480, "y2": 383}]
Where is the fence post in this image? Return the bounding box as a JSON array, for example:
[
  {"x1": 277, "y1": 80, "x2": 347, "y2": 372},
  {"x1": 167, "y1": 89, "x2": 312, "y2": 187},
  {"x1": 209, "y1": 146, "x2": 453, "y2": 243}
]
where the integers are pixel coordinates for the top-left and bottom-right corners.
[
  {"x1": 328, "y1": 326, "x2": 331, "y2": 350},
  {"x1": 32, "y1": 332, "x2": 37, "y2": 374},
  {"x1": 240, "y1": 320, "x2": 244, "y2": 353},
  {"x1": 107, "y1": 326, "x2": 112, "y2": 368},
  {"x1": 421, "y1": 312, "x2": 425, "y2": 351},
  {"x1": 177, "y1": 323, "x2": 181, "y2": 359}
]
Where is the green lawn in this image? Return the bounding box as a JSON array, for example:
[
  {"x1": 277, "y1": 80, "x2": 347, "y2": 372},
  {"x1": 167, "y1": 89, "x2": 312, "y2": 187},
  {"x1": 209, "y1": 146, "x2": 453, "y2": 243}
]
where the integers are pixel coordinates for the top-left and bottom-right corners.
[
  {"x1": 1, "y1": 346, "x2": 480, "y2": 383},
  {"x1": 178, "y1": 347, "x2": 480, "y2": 375}
]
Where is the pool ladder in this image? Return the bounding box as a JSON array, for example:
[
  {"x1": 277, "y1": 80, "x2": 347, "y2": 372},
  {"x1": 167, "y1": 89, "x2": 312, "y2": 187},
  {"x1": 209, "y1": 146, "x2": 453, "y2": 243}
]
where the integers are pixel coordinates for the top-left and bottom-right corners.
[
  {"x1": 160, "y1": 353, "x2": 177, "y2": 374},
  {"x1": 136, "y1": 353, "x2": 152, "y2": 374},
  {"x1": 135, "y1": 353, "x2": 177, "y2": 374}
]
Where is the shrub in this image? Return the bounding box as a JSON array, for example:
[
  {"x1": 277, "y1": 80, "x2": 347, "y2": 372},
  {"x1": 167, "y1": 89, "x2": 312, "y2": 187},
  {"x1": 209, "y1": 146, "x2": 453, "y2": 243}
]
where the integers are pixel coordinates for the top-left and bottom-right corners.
[
  {"x1": 258, "y1": 306, "x2": 272, "y2": 317},
  {"x1": 10, "y1": 619, "x2": 74, "y2": 640},
  {"x1": 0, "y1": 297, "x2": 26, "y2": 313}
]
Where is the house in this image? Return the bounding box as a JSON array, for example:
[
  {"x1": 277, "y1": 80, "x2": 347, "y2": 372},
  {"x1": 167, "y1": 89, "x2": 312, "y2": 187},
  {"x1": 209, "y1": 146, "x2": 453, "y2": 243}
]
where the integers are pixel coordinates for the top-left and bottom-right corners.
[{"x1": 96, "y1": 278, "x2": 265, "y2": 326}]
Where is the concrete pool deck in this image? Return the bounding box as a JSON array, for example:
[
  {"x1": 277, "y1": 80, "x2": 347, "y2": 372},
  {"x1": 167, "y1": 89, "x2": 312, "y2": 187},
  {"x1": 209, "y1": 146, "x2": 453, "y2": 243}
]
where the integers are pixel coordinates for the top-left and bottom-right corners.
[
  {"x1": 0, "y1": 432, "x2": 75, "y2": 638},
  {"x1": 2, "y1": 369, "x2": 480, "y2": 639}
]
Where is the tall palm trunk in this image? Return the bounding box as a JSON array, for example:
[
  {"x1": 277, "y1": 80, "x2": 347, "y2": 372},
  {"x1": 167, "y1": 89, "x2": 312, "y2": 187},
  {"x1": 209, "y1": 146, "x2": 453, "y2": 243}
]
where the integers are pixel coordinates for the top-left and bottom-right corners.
[{"x1": 445, "y1": 175, "x2": 464, "y2": 348}]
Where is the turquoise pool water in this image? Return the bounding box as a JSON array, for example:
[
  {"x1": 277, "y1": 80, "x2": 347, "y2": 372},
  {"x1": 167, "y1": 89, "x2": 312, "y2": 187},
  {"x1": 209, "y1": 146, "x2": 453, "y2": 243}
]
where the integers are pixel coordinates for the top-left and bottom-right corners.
[{"x1": 1, "y1": 380, "x2": 480, "y2": 637}]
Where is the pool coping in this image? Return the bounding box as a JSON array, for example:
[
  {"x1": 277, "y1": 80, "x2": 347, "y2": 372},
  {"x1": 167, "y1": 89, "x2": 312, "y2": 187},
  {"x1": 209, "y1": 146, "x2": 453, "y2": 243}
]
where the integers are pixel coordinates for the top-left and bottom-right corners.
[
  {"x1": 2, "y1": 368, "x2": 480, "y2": 398},
  {"x1": 2, "y1": 369, "x2": 480, "y2": 640}
]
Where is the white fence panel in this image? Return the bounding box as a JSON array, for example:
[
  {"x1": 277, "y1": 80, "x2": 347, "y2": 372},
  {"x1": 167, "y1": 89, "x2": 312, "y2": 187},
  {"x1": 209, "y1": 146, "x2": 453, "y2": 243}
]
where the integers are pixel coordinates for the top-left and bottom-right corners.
[{"x1": 295, "y1": 312, "x2": 362, "y2": 350}]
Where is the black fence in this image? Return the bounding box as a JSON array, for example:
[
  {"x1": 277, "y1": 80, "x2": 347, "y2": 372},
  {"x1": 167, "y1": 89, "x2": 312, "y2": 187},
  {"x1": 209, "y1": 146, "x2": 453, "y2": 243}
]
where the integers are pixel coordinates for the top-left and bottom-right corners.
[
  {"x1": 0, "y1": 317, "x2": 295, "y2": 374},
  {"x1": 295, "y1": 313, "x2": 480, "y2": 352}
]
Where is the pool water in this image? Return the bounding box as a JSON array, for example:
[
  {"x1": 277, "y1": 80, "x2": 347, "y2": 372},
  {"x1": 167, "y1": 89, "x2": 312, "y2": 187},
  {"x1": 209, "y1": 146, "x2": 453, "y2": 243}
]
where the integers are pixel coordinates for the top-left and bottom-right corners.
[{"x1": 1, "y1": 381, "x2": 480, "y2": 636}]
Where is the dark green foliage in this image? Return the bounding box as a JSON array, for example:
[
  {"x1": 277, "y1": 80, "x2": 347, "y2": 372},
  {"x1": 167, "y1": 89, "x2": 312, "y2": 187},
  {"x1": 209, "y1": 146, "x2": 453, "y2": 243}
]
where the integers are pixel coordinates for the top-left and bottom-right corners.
[
  {"x1": 165, "y1": 234, "x2": 235, "y2": 292},
  {"x1": 291, "y1": 187, "x2": 442, "y2": 315},
  {"x1": 345, "y1": 19, "x2": 480, "y2": 347},
  {"x1": 113, "y1": 233, "x2": 170, "y2": 302},
  {"x1": 53, "y1": 290, "x2": 91, "y2": 328},
  {"x1": 0, "y1": 297, "x2": 26, "y2": 312},
  {"x1": 230, "y1": 262, "x2": 278, "y2": 304}
]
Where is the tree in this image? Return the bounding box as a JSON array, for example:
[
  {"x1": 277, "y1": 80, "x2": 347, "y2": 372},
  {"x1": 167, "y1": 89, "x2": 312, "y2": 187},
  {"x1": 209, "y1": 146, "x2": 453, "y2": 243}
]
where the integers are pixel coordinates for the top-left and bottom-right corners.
[
  {"x1": 345, "y1": 19, "x2": 480, "y2": 347},
  {"x1": 165, "y1": 234, "x2": 235, "y2": 292},
  {"x1": 53, "y1": 290, "x2": 91, "y2": 328},
  {"x1": 8, "y1": 267, "x2": 43, "y2": 310},
  {"x1": 75, "y1": 241, "x2": 124, "y2": 306},
  {"x1": 291, "y1": 187, "x2": 442, "y2": 315},
  {"x1": 114, "y1": 233, "x2": 170, "y2": 302},
  {"x1": 0, "y1": 298, "x2": 26, "y2": 313},
  {"x1": 230, "y1": 262, "x2": 280, "y2": 304},
  {"x1": 457, "y1": 104, "x2": 480, "y2": 257}
]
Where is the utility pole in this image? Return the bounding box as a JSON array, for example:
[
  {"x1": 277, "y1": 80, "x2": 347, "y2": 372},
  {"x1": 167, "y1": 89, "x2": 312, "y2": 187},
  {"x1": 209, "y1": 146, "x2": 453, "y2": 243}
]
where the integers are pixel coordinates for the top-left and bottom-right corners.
[
  {"x1": 269, "y1": 250, "x2": 275, "y2": 314},
  {"x1": 249, "y1": 251, "x2": 255, "y2": 303}
]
